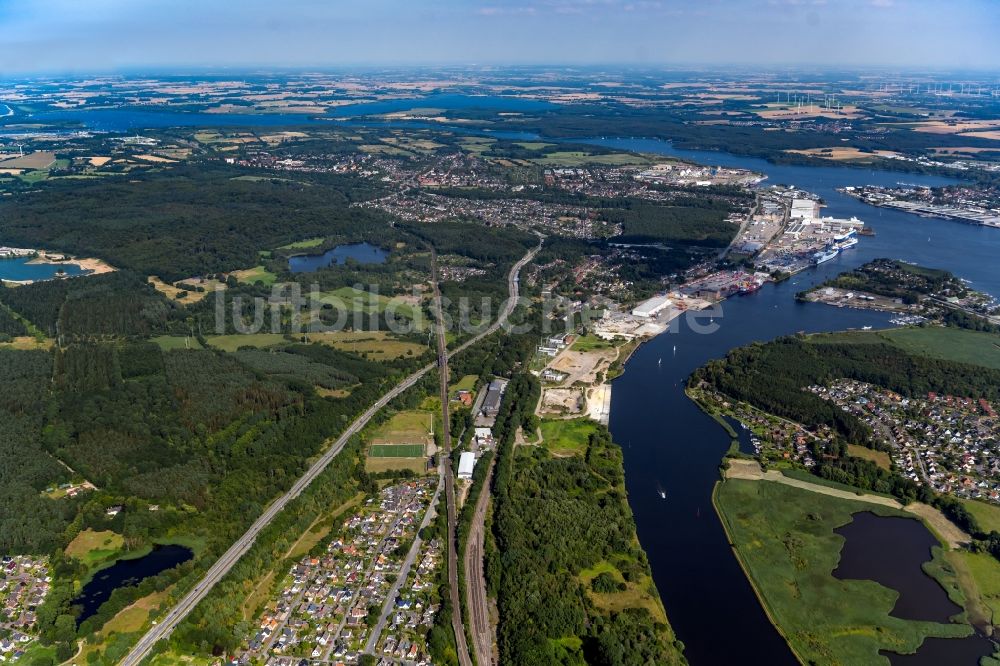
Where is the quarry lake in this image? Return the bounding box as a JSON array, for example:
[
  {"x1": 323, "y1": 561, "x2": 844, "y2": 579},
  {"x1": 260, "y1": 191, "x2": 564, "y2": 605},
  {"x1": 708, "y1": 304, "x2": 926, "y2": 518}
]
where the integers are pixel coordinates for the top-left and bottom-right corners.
[
  {"x1": 603, "y1": 137, "x2": 1000, "y2": 665},
  {"x1": 0, "y1": 257, "x2": 87, "y2": 282}
]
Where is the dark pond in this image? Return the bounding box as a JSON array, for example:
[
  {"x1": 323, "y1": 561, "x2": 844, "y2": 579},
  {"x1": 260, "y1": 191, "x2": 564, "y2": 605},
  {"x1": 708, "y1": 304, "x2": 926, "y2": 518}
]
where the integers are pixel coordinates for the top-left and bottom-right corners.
[
  {"x1": 73, "y1": 544, "x2": 192, "y2": 624},
  {"x1": 834, "y1": 512, "x2": 960, "y2": 623},
  {"x1": 288, "y1": 242, "x2": 388, "y2": 273}
]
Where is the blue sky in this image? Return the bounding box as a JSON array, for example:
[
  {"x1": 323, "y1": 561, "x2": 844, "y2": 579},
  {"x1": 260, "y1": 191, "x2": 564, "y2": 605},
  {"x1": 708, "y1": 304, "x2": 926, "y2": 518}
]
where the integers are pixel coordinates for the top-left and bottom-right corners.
[{"x1": 0, "y1": 0, "x2": 997, "y2": 73}]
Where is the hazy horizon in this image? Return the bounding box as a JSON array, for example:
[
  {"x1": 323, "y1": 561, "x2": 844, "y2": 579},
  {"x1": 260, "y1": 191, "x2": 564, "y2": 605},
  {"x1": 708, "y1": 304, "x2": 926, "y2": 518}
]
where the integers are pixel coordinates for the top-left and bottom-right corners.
[{"x1": 1, "y1": 0, "x2": 998, "y2": 75}]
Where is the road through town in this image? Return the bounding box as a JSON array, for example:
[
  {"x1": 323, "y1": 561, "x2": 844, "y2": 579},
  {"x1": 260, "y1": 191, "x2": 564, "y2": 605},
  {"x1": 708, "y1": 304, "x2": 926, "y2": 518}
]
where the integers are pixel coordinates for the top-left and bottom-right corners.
[{"x1": 119, "y1": 240, "x2": 539, "y2": 666}]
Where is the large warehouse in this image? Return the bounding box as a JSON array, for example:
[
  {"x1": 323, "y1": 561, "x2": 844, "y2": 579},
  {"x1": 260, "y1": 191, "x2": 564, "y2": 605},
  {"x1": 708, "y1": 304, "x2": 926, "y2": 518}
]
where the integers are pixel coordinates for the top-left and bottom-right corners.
[
  {"x1": 631, "y1": 295, "x2": 673, "y2": 318},
  {"x1": 458, "y1": 451, "x2": 477, "y2": 480}
]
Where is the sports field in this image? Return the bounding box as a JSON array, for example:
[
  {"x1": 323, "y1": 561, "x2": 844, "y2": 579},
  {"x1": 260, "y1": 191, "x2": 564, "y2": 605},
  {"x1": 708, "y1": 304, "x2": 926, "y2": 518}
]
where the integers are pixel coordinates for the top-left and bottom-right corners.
[
  {"x1": 369, "y1": 443, "x2": 425, "y2": 457},
  {"x1": 370, "y1": 410, "x2": 434, "y2": 446}
]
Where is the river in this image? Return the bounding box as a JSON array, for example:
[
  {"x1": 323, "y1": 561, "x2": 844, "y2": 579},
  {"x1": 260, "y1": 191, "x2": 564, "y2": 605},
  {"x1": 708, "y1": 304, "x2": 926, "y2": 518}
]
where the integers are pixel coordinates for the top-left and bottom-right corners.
[
  {"x1": 600, "y1": 136, "x2": 1000, "y2": 664},
  {"x1": 5, "y1": 105, "x2": 999, "y2": 661}
]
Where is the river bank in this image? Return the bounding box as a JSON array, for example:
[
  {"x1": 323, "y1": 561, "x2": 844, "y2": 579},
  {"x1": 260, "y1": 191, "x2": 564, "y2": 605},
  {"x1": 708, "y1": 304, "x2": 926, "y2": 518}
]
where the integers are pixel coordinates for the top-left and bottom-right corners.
[
  {"x1": 604, "y1": 134, "x2": 1000, "y2": 665},
  {"x1": 714, "y1": 475, "x2": 993, "y2": 664}
]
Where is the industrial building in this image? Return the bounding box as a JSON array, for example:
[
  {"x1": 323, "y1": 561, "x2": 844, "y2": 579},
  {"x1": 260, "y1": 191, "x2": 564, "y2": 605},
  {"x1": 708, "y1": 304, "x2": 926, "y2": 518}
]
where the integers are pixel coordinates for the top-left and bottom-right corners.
[
  {"x1": 631, "y1": 295, "x2": 673, "y2": 318},
  {"x1": 790, "y1": 198, "x2": 819, "y2": 221},
  {"x1": 481, "y1": 379, "x2": 508, "y2": 417},
  {"x1": 457, "y1": 451, "x2": 477, "y2": 480}
]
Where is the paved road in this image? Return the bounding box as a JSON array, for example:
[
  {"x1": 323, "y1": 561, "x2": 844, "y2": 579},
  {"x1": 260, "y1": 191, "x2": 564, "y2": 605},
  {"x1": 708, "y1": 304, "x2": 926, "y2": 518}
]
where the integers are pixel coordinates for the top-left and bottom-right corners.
[
  {"x1": 465, "y1": 456, "x2": 497, "y2": 666},
  {"x1": 119, "y1": 240, "x2": 540, "y2": 666}
]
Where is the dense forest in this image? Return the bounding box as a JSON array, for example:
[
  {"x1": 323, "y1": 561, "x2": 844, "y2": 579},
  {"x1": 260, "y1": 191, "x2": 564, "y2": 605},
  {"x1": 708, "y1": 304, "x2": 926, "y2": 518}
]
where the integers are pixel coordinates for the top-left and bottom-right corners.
[
  {"x1": 0, "y1": 272, "x2": 178, "y2": 338},
  {"x1": 488, "y1": 374, "x2": 684, "y2": 666},
  {"x1": 0, "y1": 164, "x2": 393, "y2": 279}
]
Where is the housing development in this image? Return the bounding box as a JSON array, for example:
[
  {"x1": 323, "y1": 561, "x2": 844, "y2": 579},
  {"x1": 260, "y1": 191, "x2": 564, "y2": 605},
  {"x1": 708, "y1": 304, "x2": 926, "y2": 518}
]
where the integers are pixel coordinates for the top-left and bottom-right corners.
[
  {"x1": 238, "y1": 480, "x2": 441, "y2": 665},
  {"x1": 812, "y1": 381, "x2": 1000, "y2": 500},
  {"x1": 2, "y1": 4, "x2": 1000, "y2": 663}
]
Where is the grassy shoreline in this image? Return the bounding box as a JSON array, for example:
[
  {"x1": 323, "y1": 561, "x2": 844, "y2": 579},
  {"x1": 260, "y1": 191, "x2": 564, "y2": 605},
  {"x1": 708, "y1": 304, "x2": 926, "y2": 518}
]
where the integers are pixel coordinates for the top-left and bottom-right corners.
[{"x1": 714, "y1": 477, "x2": 978, "y2": 663}]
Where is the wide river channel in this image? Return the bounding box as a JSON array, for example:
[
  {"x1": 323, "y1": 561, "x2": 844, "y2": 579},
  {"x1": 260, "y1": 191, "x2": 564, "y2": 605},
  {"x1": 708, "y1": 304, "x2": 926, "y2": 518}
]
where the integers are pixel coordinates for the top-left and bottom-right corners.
[{"x1": 599, "y1": 137, "x2": 1000, "y2": 665}]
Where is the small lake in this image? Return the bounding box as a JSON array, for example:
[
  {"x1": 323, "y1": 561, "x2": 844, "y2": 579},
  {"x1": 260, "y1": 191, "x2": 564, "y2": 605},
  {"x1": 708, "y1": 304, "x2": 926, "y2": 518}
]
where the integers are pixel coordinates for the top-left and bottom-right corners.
[
  {"x1": 834, "y1": 512, "x2": 997, "y2": 665},
  {"x1": 73, "y1": 544, "x2": 192, "y2": 624},
  {"x1": 834, "y1": 512, "x2": 960, "y2": 623},
  {"x1": 0, "y1": 257, "x2": 87, "y2": 282},
  {"x1": 288, "y1": 242, "x2": 388, "y2": 273}
]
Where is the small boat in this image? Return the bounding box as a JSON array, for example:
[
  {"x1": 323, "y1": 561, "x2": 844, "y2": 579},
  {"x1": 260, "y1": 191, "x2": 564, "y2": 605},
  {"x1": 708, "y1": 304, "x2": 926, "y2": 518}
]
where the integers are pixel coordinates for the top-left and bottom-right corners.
[
  {"x1": 659, "y1": 490, "x2": 667, "y2": 499},
  {"x1": 658, "y1": 358, "x2": 662, "y2": 366},
  {"x1": 862, "y1": 325, "x2": 873, "y2": 331}
]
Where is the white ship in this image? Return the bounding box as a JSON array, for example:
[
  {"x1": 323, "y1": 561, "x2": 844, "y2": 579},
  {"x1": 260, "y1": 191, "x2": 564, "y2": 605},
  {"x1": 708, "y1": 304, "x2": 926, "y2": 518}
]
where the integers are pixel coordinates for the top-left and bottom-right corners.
[{"x1": 813, "y1": 248, "x2": 839, "y2": 265}]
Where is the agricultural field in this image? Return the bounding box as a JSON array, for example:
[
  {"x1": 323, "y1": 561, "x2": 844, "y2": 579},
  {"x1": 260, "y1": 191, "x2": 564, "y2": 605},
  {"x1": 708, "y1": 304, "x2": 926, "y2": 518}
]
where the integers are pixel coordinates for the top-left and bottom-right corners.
[
  {"x1": 148, "y1": 276, "x2": 210, "y2": 304},
  {"x1": 715, "y1": 479, "x2": 973, "y2": 664},
  {"x1": 458, "y1": 137, "x2": 494, "y2": 154},
  {"x1": 308, "y1": 330, "x2": 426, "y2": 360},
  {"x1": 231, "y1": 265, "x2": 277, "y2": 285},
  {"x1": 315, "y1": 286, "x2": 423, "y2": 322},
  {"x1": 879, "y1": 327, "x2": 1000, "y2": 370},
  {"x1": 203, "y1": 333, "x2": 286, "y2": 352},
  {"x1": 786, "y1": 147, "x2": 900, "y2": 161},
  {"x1": 539, "y1": 418, "x2": 597, "y2": 454},
  {"x1": 0, "y1": 150, "x2": 57, "y2": 169},
  {"x1": 528, "y1": 150, "x2": 651, "y2": 167}
]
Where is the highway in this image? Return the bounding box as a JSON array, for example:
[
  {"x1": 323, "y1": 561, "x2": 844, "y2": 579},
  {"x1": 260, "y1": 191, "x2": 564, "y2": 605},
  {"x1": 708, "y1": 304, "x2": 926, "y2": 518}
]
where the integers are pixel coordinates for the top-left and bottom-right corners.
[
  {"x1": 464, "y1": 456, "x2": 497, "y2": 666},
  {"x1": 119, "y1": 239, "x2": 540, "y2": 666}
]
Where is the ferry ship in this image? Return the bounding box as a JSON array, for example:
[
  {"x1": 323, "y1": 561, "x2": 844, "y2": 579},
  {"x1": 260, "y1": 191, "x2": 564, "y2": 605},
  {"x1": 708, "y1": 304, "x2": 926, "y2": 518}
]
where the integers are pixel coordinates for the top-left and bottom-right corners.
[
  {"x1": 813, "y1": 248, "x2": 839, "y2": 265},
  {"x1": 836, "y1": 237, "x2": 859, "y2": 250}
]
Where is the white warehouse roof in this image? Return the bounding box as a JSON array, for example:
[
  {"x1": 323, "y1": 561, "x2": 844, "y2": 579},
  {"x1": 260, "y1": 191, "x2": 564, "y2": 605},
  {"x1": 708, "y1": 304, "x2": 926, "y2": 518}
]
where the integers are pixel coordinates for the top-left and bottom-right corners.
[{"x1": 458, "y1": 451, "x2": 477, "y2": 479}]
